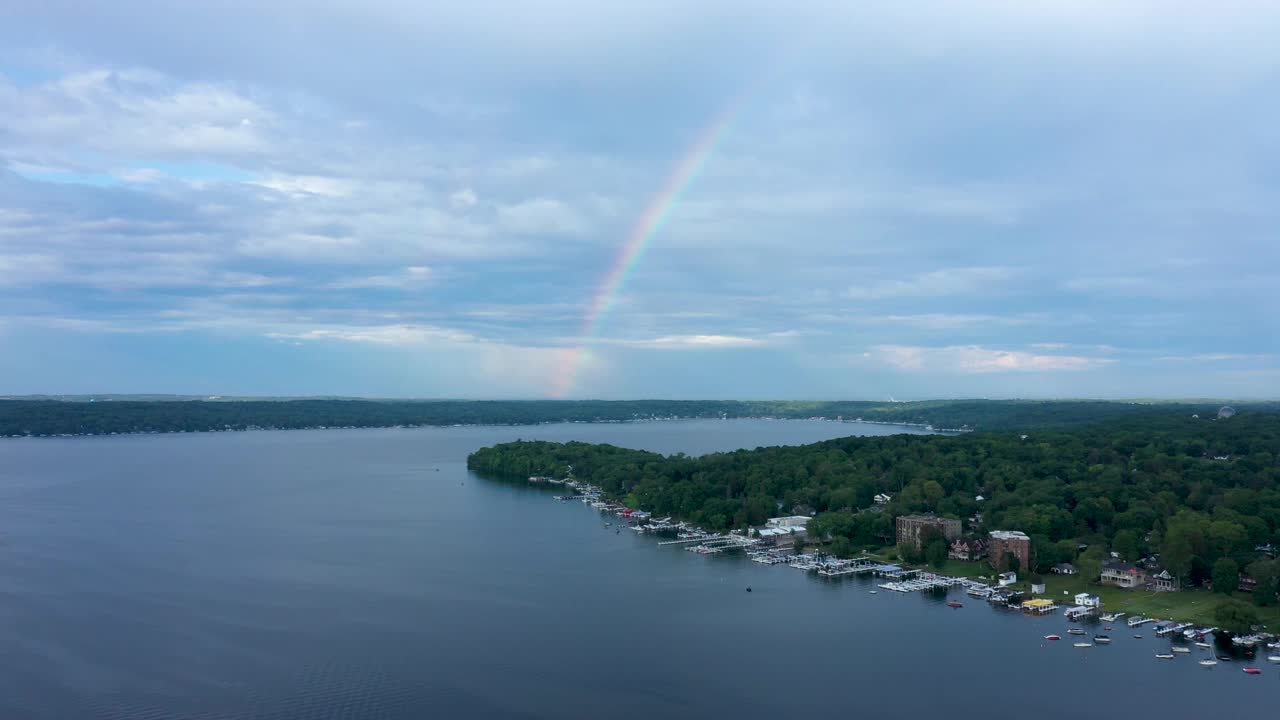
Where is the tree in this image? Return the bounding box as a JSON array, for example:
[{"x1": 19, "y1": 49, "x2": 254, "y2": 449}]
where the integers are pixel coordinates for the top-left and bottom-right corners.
[
  {"x1": 1112, "y1": 529, "x2": 1140, "y2": 561},
  {"x1": 1214, "y1": 598, "x2": 1260, "y2": 635},
  {"x1": 926, "y1": 537, "x2": 949, "y2": 569},
  {"x1": 923, "y1": 480, "x2": 945, "y2": 510},
  {"x1": 1212, "y1": 557, "x2": 1239, "y2": 594},
  {"x1": 1248, "y1": 559, "x2": 1280, "y2": 607}
]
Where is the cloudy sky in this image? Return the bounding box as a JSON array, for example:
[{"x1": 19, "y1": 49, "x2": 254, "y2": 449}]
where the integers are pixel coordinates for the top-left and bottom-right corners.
[{"x1": 1, "y1": 1, "x2": 1277, "y2": 399}]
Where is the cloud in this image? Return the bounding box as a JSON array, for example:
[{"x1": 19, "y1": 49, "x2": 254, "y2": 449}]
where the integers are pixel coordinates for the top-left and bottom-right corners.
[
  {"x1": 867, "y1": 345, "x2": 1113, "y2": 374},
  {"x1": 845, "y1": 268, "x2": 1015, "y2": 301}
]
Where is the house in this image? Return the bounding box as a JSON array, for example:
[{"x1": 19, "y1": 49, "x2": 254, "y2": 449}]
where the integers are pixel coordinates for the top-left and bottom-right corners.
[
  {"x1": 1256, "y1": 543, "x2": 1276, "y2": 558},
  {"x1": 948, "y1": 537, "x2": 988, "y2": 561},
  {"x1": 998, "y1": 571, "x2": 1017, "y2": 587},
  {"x1": 896, "y1": 514, "x2": 962, "y2": 551},
  {"x1": 1100, "y1": 561, "x2": 1146, "y2": 588},
  {"x1": 988, "y1": 530, "x2": 1031, "y2": 572},
  {"x1": 1147, "y1": 567, "x2": 1180, "y2": 592},
  {"x1": 1052, "y1": 563, "x2": 1077, "y2": 575},
  {"x1": 1239, "y1": 575, "x2": 1258, "y2": 593},
  {"x1": 873, "y1": 493, "x2": 893, "y2": 505},
  {"x1": 1031, "y1": 581, "x2": 1046, "y2": 594},
  {"x1": 1074, "y1": 593, "x2": 1102, "y2": 608}
]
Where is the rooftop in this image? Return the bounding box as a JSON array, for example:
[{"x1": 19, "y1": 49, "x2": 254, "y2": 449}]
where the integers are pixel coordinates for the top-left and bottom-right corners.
[{"x1": 989, "y1": 530, "x2": 1030, "y2": 541}]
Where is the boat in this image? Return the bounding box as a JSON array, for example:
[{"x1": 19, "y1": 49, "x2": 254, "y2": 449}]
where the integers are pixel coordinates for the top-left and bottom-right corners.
[
  {"x1": 1195, "y1": 642, "x2": 1211, "y2": 649},
  {"x1": 1103, "y1": 626, "x2": 1113, "y2": 631},
  {"x1": 1067, "y1": 628, "x2": 1086, "y2": 635},
  {"x1": 1100, "y1": 613, "x2": 1118, "y2": 622},
  {"x1": 1243, "y1": 667, "x2": 1262, "y2": 675},
  {"x1": 1267, "y1": 656, "x2": 1280, "y2": 664},
  {"x1": 1155, "y1": 653, "x2": 1175, "y2": 659},
  {"x1": 1217, "y1": 655, "x2": 1232, "y2": 662},
  {"x1": 946, "y1": 601, "x2": 963, "y2": 608},
  {"x1": 1074, "y1": 642, "x2": 1092, "y2": 648},
  {"x1": 1172, "y1": 646, "x2": 1191, "y2": 654},
  {"x1": 1199, "y1": 659, "x2": 1218, "y2": 667},
  {"x1": 1094, "y1": 635, "x2": 1112, "y2": 644},
  {"x1": 1044, "y1": 634, "x2": 1061, "y2": 641},
  {"x1": 869, "y1": 590, "x2": 878, "y2": 595},
  {"x1": 1133, "y1": 634, "x2": 1143, "y2": 639}
]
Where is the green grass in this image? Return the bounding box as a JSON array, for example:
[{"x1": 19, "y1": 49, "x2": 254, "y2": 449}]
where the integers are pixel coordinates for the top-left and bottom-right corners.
[{"x1": 1036, "y1": 574, "x2": 1280, "y2": 628}]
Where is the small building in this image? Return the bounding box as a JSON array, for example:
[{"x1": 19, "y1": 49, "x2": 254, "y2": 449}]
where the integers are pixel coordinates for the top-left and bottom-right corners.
[
  {"x1": 1256, "y1": 543, "x2": 1276, "y2": 558},
  {"x1": 1074, "y1": 593, "x2": 1102, "y2": 608},
  {"x1": 1217, "y1": 406, "x2": 1236, "y2": 419},
  {"x1": 1052, "y1": 563, "x2": 1077, "y2": 575},
  {"x1": 998, "y1": 571, "x2": 1017, "y2": 587},
  {"x1": 1022, "y1": 598, "x2": 1057, "y2": 614},
  {"x1": 1147, "y1": 567, "x2": 1180, "y2": 592},
  {"x1": 1031, "y1": 581, "x2": 1046, "y2": 594},
  {"x1": 1101, "y1": 561, "x2": 1146, "y2": 588},
  {"x1": 1065, "y1": 606, "x2": 1095, "y2": 620},
  {"x1": 1239, "y1": 575, "x2": 1257, "y2": 593},
  {"x1": 988, "y1": 530, "x2": 1032, "y2": 572},
  {"x1": 949, "y1": 537, "x2": 988, "y2": 561},
  {"x1": 766, "y1": 516, "x2": 810, "y2": 533},
  {"x1": 873, "y1": 493, "x2": 893, "y2": 505}
]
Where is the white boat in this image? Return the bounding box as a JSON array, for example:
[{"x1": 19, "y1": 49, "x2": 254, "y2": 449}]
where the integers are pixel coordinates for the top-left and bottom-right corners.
[
  {"x1": 1155, "y1": 653, "x2": 1175, "y2": 659},
  {"x1": 1199, "y1": 659, "x2": 1218, "y2": 667},
  {"x1": 1074, "y1": 642, "x2": 1093, "y2": 648},
  {"x1": 869, "y1": 590, "x2": 878, "y2": 594},
  {"x1": 1172, "y1": 646, "x2": 1191, "y2": 654},
  {"x1": 1195, "y1": 642, "x2": 1211, "y2": 649},
  {"x1": 1268, "y1": 656, "x2": 1280, "y2": 664}
]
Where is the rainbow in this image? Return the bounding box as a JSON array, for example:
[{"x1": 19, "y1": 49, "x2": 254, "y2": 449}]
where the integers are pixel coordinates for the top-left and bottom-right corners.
[{"x1": 550, "y1": 102, "x2": 741, "y2": 398}]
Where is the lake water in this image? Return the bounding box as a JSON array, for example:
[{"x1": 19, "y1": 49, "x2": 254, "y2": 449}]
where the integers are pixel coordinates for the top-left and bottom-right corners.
[{"x1": 0, "y1": 420, "x2": 1272, "y2": 719}]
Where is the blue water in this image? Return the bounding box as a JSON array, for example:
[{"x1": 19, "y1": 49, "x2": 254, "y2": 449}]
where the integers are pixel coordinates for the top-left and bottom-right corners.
[{"x1": 0, "y1": 420, "x2": 1272, "y2": 719}]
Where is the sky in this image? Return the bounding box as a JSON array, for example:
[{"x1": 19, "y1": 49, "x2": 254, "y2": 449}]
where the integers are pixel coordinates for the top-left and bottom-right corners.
[{"x1": 1, "y1": 1, "x2": 1277, "y2": 399}]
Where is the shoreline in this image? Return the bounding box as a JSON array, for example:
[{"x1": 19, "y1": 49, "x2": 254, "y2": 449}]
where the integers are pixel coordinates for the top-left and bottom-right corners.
[
  {"x1": 1, "y1": 416, "x2": 951, "y2": 441},
  {"x1": 524, "y1": 474, "x2": 1277, "y2": 636}
]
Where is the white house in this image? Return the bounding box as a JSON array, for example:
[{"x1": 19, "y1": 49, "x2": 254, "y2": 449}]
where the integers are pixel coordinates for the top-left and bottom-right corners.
[
  {"x1": 873, "y1": 493, "x2": 892, "y2": 505},
  {"x1": 1074, "y1": 593, "x2": 1102, "y2": 608},
  {"x1": 998, "y1": 571, "x2": 1017, "y2": 587}
]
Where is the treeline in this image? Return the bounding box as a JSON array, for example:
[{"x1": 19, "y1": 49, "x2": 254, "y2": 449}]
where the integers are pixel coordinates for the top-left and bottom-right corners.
[
  {"x1": 468, "y1": 411, "x2": 1280, "y2": 609},
  {"x1": 3, "y1": 398, "x2": 1274, "y2": 437}
]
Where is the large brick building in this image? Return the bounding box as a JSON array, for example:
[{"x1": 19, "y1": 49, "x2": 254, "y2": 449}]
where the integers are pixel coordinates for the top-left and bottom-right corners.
[
  {"x1": 988, "y1": 530, "x2": 1031, "y2": 572},
  {"x1": 896, "y1": 514, "x2": 962, "y2": 551}
]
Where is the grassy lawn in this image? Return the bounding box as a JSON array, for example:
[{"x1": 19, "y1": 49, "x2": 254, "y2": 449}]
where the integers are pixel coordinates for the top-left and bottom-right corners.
[{"x1": 1036, "y1": 574, "x2": 1280, "y2": 629}]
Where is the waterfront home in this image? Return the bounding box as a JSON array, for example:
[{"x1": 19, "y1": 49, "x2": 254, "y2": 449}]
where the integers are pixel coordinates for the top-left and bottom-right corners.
[
  {"x1": 873, "y1": 493, "x2": 892, "y2": 505},
  {"x1": 1147, "y1": 567, "x2": 1180, "y2": 592},
  {"x1": 948, "y1": 537, "x2": 987, "y2": 561},
  {"x1": 1052, "y1": 563, "x2": 1077, "y2": 575},
  {"x1": 1101, "y1": 561, "x2": 1146, "y2": 588},
  {"x1": 1074, "y1": 593, "x2": 1102, "y2": 608},
  {"x1": 998, "y1": 571, "x2": 1017, "y2": 587}
]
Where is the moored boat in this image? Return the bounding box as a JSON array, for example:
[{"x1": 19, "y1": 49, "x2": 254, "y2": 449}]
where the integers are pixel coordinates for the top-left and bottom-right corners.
[
  {"x1": 1155, "y1": 653, "x2": 1175, "y2": 659},
  {"x1": 1195, "y1": 642, "x2": 1211, "y2": 649},
  {"x1": 1067, "y1": 628, "x2": 1086, "y2": 635},
  {"x1": 1242, "y1": 667, "x2": 1262, "y2": 675},
  {"x1": 1094, "y1": 635, "x2": 1111, "y2": 644},
  {"x1": 946, "y1": 601, "x2": 963, "y2": 608},
  {"x1": 1267, "y1": 656, "x2": 1280, "y2": 664},
  {"x1": 1044, "y1": 634, "x2": 1061, "y2": 641},
  {"x1": 1074, "y1": 642, "x2": 1092, "y2": 648},
  {"x1": 1199, "y1": 659, "x2": 1218, "y2": 667},
  {"x1": 1172, "y1": 646, "x2": 1191, "y2": 654}
]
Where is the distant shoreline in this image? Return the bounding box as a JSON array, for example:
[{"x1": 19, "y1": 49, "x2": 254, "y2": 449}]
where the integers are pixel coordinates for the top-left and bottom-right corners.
[{"x1": 1, "y1": 416, "x2": 949, "y2": 441}]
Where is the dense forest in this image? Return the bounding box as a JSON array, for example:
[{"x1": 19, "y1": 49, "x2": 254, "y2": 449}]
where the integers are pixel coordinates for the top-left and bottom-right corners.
[
  {"x1": 468, "y1": 410, "x2": 1280, "y2": 612},
  {"x1": 4, "y1": 397, "x2": 1276, "y2": 437}
]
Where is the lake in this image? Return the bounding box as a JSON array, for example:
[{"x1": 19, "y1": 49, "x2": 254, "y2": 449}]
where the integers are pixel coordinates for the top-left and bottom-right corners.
[{"x1": 0, "y1": 420, "x2": 1272, "y2": 719}]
